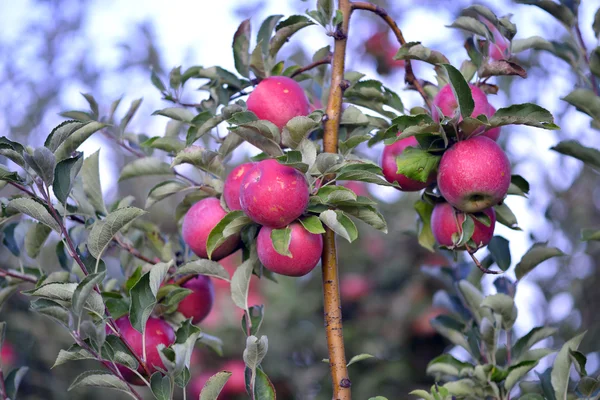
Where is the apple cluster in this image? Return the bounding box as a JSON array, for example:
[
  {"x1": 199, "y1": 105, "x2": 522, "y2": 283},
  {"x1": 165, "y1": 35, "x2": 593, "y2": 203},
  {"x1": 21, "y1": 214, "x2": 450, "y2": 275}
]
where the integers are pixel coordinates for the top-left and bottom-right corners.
[
  {"x1": 381, "y1": 83, "x2": 510, "y2": 252},
  {"x1": 183, "y1": 76, "x2": 323, "y2": 278}
]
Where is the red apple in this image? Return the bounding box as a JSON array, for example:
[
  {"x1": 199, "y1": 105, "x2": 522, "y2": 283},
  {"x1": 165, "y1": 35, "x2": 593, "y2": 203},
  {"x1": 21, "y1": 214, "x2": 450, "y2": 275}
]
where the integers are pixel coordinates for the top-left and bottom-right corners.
[
  {"x1": 239, "y1": 159, "x2": 309, "y2": 228},
  {"x1": 342, "y1": 181, "x2": 369, "y2": 197},
  {"x1": 431, "y1": 202, "x2": 496, "y2": 250},
  {"x1": 257, "y1": 222, "x2": 323, "y2": 277},
  {"x1": 381, "y1": 136, "x2": 435, "y2": 191},
  {"x1": 437, "y1": 136, "x2": 510, "y2": 213},
  {"x1": 483, "y1": 105, "x2": 501, "y2": 141},
  {"x1": 177, "y1": 275, "x2": 214, "y2": 324},
  {"x1": 431, "y1": 83, "x2": 490, "y2": 122},
  {"x1": 411, "y1": 307, "x2": 448, "y2": 336},
  {"x1": 246, "y1": 76, "x2": 310, "y2": 130},
  {"x1": 223, "y1": 163, "x2": 255, "y2": 211},
  {"x1": 109, "y1": 316, "x2": 176, "y2": 384},
  {"x1": 340, "y1": 273, "x2": 372, "y2": 302},
  {"x1": 182, "y1": 197, "x2": 240, "y2": 260},
  {"x1": 213, "y1": 252, "x2": 241, "y2": 290},
  {"x1": 0, "y1": 341, "x2": 16, "y2": 367},
  {"x1": 365, "y1": 32, "x2": 390, "y2": 56}
]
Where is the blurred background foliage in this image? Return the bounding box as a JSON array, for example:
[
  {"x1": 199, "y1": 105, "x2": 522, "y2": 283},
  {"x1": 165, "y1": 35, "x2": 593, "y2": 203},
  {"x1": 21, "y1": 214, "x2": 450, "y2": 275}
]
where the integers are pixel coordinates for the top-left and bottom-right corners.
[{"x1": 0, "y1": 0, "x2": 599, "y2": 399}]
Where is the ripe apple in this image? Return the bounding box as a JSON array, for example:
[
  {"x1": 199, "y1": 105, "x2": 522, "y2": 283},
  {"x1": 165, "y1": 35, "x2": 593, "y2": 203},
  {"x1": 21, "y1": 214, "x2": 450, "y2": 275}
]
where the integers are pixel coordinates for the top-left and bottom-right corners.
[
  {"x1": 239, "y1": 159, "x2": 309, "y2": 228},
  {"x1": 182, "y1": 197, "x2": 240, "y2": 260},
  {"x1": 1, "y1": 341, "x2": 16, "y2": 367},
  {"x1": 437, "y1": 136, "x2": 510, "y2": 213},
  {"x1": 431, "y1": 83, "x2": 490, "y2": 122},
  {"x1": 340, "y1": 273, "x2": 372, "y2": 302},
  {"x1": 223, "y1": 162, "x2": 255, "y2": 211},
  {"x1": 381, "y1": 136, "x2": 435, "y2": 191},
  {"x1": 483, "y1": 20, "x2": 509, "y2": 61},
  {"x1": 246, "y1": 76, "x2": 310, "y2": 130},
  {"x1": 110, "y1": 316, "x2": 176, "y2": 384},
  {"x1": 365, "y1": 32, "x2": 404, "y2": 73},
  {"x1": 176, "y1": 275, "x2": 214, "y2": 324},
  {"x1": 483, "y1": 105, "x2": 501, "y2": 141},
  {"x1": 257, "y1": 222, "x2": 323, "y2": 277},
  {"x1": 431, "y1": 202, "x2": 496, "y2": 250}
]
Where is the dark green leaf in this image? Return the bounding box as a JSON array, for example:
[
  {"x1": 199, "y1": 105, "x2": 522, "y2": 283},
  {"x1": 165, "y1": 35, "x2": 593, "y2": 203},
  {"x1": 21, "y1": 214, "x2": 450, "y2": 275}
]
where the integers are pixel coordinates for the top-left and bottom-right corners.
[
  {"x1": 4, "y1": 366, "x2": 29, "y2": 400},
  {"x1": 271, "y1": 227, "x2": 292, "y2": 257},
  {"x1": 270, "y1": 15, "x2": 315, "y2": 58},
  {"x1": 128, "y1": 261, "x2": 171, "y2": 332},
  {"x1": 396, "y1": 147, "x2": 440, "y2": 183},
  {"x1": 72, "y1": 272, "x2": 106, "y2": 317},
  {"x1": 489, "y1": 103, "x2": 559, "y2": 130},
  {"x1": 494, "y1": 203, "x2": 520, "y2": 230},
  {"x1": 515, "y1": 0, "x2": 576, "y2": 28},
  {"x1": 232, "y1": 19, "x2": 252, "y2": 78},
  {"x1": 55, "y1": 122, "x2": 107, "y2": 162},
  {"x1": 258, "y1": 15, "x2": 283, "y2": 57},
  {"x1": 442, "y1": 64, "x2": 474, "y2": 118},
  {"x1": 150, "y1": 372, "x2": 171, "y2": 400},
  {"x1": 299, "y1": 216, "x2": 326, "y2": 234},
  {"x1": 394, "y1": 42, "x2": 450, "y2": 65},
  {"x1": 515, "y1": 244, "x2": 565, "y2": 280},
  {"x1": 254, "y1": 367, "x2": 276, "y2": 399},
  {"x1": 8, "y1": 198, "x2": 61, "y2": 232},
  {"x1": 53, "y1": 153, "x2": 83, "y2": 204},
  {"x1": 513, "y1": 326, "x2": 559, "y2": 361},
  {"x1": 487, "y1": 236, "x2": 511, "y2": 271},
  {"x1": 551, "y1": 140, "x2": 600, "y2": 170},
  {"x1": 562, "y1": 89, "x2": 600, "y2": 121},
  {"x1": 68, "y1": 370, "x2": 131, "y2": 395},
  {"x1": 206, "y1": 210, "x2": 251, "y2": 260},
  {"x1": 24, "y1": 147, "x2": 56, "y2": 186},
  {"x1": 551, "y1": 332, "x2": 586, "y2": 400},
  {"x1": 569, "y1": 350, "x2": 587, "y2": 377},
  {"x1": 242, "y1": 305, "x2": 265, "y2": 337},
  {"x1": 25, "y1": 222, "x2": 52, "y2": 258},
  {"x1": 88, "y1": 207, "x2": 147, "y2": 259},
  {"x1": 581, "y1": 229, "x2": 600, "y2": 241},
  {"x1": 282, "y1": 115, "x2": 320, "y2": 149}
]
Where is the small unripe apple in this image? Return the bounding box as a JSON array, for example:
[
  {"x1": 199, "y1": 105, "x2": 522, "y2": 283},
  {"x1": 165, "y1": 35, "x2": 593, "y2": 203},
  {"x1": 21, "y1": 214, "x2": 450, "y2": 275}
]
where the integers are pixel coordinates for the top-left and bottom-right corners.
[
  {"x1": 437, "y1": 136, "x2": 510, "y2": 213},
  {"x1": 431, "y1": 83, "x2": 490, "y2": 122},
  {"x1": 182, "y1": 198, "x2": 240, "y2": 260},
  {"x1": 240, "y1": 159, "x2": 309, "y2": 228},
  {"x1": 177, "y1": 275, "x2": 214, "y2": 324},
  {"x1": 110, "y1": 316, "x2": 176, "y2": 384},
  {"x1": 431, "y1": 202, "x2": 496, "y2": 250},
  {"x1": 381, "y1": 136, "x2": 435, "y2": 191},
  {"x1": 340, "y1": 273, "x2": 372, "y2": 302},
  {"x1": 257, "y1": 222, "x2": 323, "y2": 277},
  {"x1": 223, "y1": 163, "x2": 255, "y2": 211},
  {"x1": 483, "y1": 105, "x2": 501, "y2": 141},
  {"x1": 246, "y1": 76, "x2": 310, "y2": 130}
]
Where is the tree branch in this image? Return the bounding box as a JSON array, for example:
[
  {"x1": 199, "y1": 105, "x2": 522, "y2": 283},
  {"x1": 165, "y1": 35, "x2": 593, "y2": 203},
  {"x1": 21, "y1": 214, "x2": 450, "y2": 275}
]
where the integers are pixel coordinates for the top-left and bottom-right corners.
[
  {"x1": 290, "y1": 55, "x2": 333, "y2": 79},
  {"x1": 574, "y1": 24, "x2": 599, "y2": 96},
  {"x1": 351, "y1": 1, "x2": 431, "y2": 109},
  {"x1": 0, "y1": 268, "x2": 37, "y2": 283},
  {"x1": 321, "y1": 1, "x2": 352, "y2": 399}
]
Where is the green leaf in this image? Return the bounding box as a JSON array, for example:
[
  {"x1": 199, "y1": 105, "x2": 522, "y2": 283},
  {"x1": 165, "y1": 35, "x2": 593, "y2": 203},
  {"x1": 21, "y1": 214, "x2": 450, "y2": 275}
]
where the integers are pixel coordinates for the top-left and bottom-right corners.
[
  {"x1": 231, "y1": 255, "x2": 255, "y2": 310},
  {"x1": 319, "y1": 210, "x2": 358, "y2": 242},
  {"x1": 589, "y1": 47, "x2": 600, "y2": 78},
  {"x1": 150, "y1": 372, "x2": 171, "y2": 400},
  {"x1": 562, "y1": 89, "x2": 600, "y2": 120},
  {"x1": 206, "y1": 210, "x2": 251, "y2": 260},
  {"x1": 275, "y1": 151, "x2": 309, "y2": 173},
  {"x1": 177, "y1": 259, "x2": 231, "y2": 282},
  {"x1": 24, "y1": 147, "x2": 56, "y2": 186},
  {"x1": 254, "y1": 367, "x2": 276, "y2": 399},
  {"x1": 336, "y1": 168, "x2": 398, "y2": 188},
  {"x1": 269, "y1": 15, "x2": 315, "y2": 58},
  {"x1": 515, "y1": 244, "x2": 565, "y2": 280},
  {"x1": 426, "y1": 354, "x2": 473, "y2": 378},
  {"x1": 81, "y1": 150, "x2": 107, "y2": 214},
  {"x1": 0, "y1": 136, "x2": 26, "y2": 167},
  {"x1": 396, "y1": 147, "x2": 440, "y2": 183},
  {"x1": 409, "y1": 391, "x2": 432, "y2": 400},
  {"x1": 199, "y1": 371, "x2": 232, "y2": 400},
  {"x1": 87, "y1": 206, "x2": 147, "y2": 259},
  {"x1": 228, "y1": 122, "x2": 283, "y2": 157},
  {"x1": 68, "y1": 370, "x2": 132, "y2": 395},
  {"x1": 551, "y1": 332, "x2": 586, "y2": 400},
  {"x1": 257, "y1": 15, "x2": 283, "y2": 57},
  {"x1": 481, "y1": 293, "x2": 518, "y2": 329},
  {"x1": 54, "y1": 122, "x2": 107, "y2": 162},
  {"x1": 430, "y1": 316, "x2": 471, "y2": 354},
  {"x1": 299, "y1": 216, "x2": 326, "y2": 234},
  {"x1": 8, "y1": 198, "x2": 60, "y2": 232},
  {"x1": 233, "y1": 19, "x2": 251, "y2": 78},
  {"x1": 339, "y1": 204, "x2": 387, "y2": 233},
  {"x1": 45, "y1": 121, "x2": 88, "y2": 152},
  {"x1": 515, "y1": 0, "x2": 576, "y2": 28},
  {"x1": 242, "y1": 305, "x2": 265, "y2": 337},
  {"x1": 187, "y1": 112, "x2": 225, "y2": 145},
  {"x1": 487, "y1": 236, "x2": 511, "y2": 271},
  {"x1": 576, "y1": 376, "x2": 600, "y2": 397},
  {"x1": 582, "y1": 229, "x2": 600, "y2": 241},
  {"x1": 447, "y1": 16, "x2": 491, "y2": 39},
  {"x1": 53, "y1": 152, "x2": 83, "y2": 204},
  {"x1": 442, "y1": 64, "x2": 474, "y2": 119},
  {"x1": 340, "y1": 105, "x2": 369, "y2": 126},
  {"x1": 119, "y1": 157, "x2": 173, "y2": 181},
  {"x1": 4, "y1": 366, "x2": 29, "y2": 400},
  {"x1": 243, "y1": 335, "x2": 269, "y2": 370},
  {"x1": 347, "y1": 353, "x2": 374, "y2": 367},
  {"x1": 152, "y1": 107, "x2": 195, "y2": 123},
  {"x1": 509, "y1": 175, "x2": 530, "y2": 197},
  {"x1": 52, "y1": 345, "x2": 95, "y2": 368},
  {"x1": 455, "y1": 215, "x2": 475, "y2": 248},
  {"x1": 141, "y1": 136, "x2": 185, "y2": 153},
  {"x1": 171, "y1": 146, "x2": 223, "y2": 177},
  {"x1": 72, "y1": 272, "x2": 106, "y2": 317},
  {"x1": 146, "y1": 180, "x2": 190, "y2": 209},
  {"x1": 271, "y1": 227, "x2": 292, "y2": 257},
  {"x1": 505, "y1": 360, "x2": 539, "y2": 392},
  {"x1": 25, "y1": 223, "x2": 52, "y2": 258},
  {"x1": 26, "y1": 282, "x2": 104, "y2": 317},
  {"x1": 494, "y1": 203, "x2": 520, "y2": 230},
  {"x1": 29, "y1": 298, "x2": 69, "y2": 326},
  {"x1": 394, "y1": 42, "x2": 450, "y2": 65},
  {"x1": 415, "y1": 200, "x2": 435, "y2": 252},
  {"x1": 489, "y1": 103, "x2": 559, "y2": 130},
  {"x1": 551, "y1": 140, "x2": 600, "y2": 170},
  {"x1": 569, "y1": 350, "x2": 587, "y2": 377},
  {"x1": 282, "y1": 115, "x2": 320, "y2": 149},
  {"x1": 120, "y1": 99, "x2": 143, "y2": 132},
  {"x1": 318, "y1": 0, "x2": 333, "y2": 25},
  {"x1": 128, "y1": 261, "x2": 171, "y2": 332}
]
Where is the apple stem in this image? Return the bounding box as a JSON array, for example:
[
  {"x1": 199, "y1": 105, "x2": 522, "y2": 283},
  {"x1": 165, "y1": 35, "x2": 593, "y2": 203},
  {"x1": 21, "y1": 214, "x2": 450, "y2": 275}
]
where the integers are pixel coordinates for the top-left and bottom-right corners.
[
  {"x1": 351, "y1": 1, "x2": 431, "y2": 109},
  {"x1": 466, "y1": 247, "x2": 502, "y2": 275},
  {"x1": 321, "y1": 1, "x2": 352, "y2": 399}
]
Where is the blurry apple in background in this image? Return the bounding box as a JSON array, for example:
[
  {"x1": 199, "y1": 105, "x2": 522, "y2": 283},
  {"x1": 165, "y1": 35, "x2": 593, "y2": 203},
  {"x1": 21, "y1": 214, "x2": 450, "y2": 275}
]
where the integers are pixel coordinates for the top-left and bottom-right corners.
[
  {"x1": 340, "y1": 273, "x2": 372, "y2": 302},
  {"x1": 411, "y1": 307, "x2": 448, "y2": 336}
]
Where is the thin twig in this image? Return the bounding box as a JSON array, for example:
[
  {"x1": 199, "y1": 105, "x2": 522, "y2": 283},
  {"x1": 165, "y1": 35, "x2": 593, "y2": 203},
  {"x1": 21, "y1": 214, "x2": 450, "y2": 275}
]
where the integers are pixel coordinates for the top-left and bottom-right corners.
[
  {"x1": 466, "y1": 246, "x2": 502, "y2": 275},
  {"x1": 574, "y1": 24, "x2": 599, "y2": 96},
  {"x1": 113, "y1": 236, "x2": 160, "y2": 265},
  {"x1": 7, "y1": 182, "x2": 37, "y2": 198},
  {"x1": 0, "y1": 268, "x2": 37, "y2": 283},
  {"x1": 290, "y1": 55, "x2": 333, "y2": 78},
  {"x1": 351, "y1": 1, "x2": 431, "y2": 109},
  {"x1": 321, "y1": 1, "x2": 353, "y2": 399}
]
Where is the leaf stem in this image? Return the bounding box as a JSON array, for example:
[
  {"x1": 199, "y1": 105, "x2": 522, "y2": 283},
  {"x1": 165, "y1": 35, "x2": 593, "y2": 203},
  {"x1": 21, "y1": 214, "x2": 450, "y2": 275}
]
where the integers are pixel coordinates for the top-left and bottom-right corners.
[
  {"x1": 321, "y1": 1, "x2": 352, "y2": 399},
  {"x1": 350, "y1": 1, "x2": 431, "y2": 109}
]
